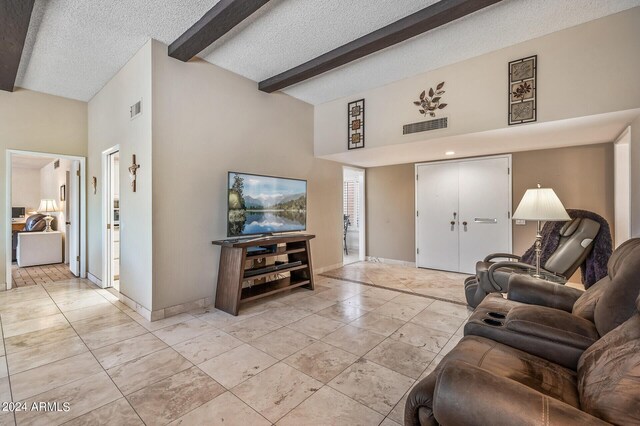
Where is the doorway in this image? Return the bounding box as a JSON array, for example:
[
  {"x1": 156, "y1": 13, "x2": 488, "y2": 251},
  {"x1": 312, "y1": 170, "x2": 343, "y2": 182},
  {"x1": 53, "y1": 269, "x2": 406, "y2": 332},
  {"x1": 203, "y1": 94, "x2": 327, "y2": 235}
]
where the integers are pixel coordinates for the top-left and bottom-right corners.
[
  {"x1": 5, "y1": 150, "x2": 87, "y2": 289},
  {"x1": 343, "y1": 167, "x2": 365, "y2": 265},
  {"x1": 415, "y1": 155, "x2": 512, "y2": 274},
  {"x1": 614, "y1": 127, "x2": 631, "y2": 247},
  {"x1": 102, "y1": 147, "x2": 120, "y2": 290}
]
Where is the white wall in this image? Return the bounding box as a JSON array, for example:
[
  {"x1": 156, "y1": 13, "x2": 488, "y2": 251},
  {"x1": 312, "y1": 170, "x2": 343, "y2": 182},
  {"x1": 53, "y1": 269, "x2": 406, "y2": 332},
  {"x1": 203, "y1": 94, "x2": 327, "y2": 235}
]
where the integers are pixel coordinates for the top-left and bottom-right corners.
[
  {"x1": 0, "y1": 89, "x2": 87, "y2": 284},
  {"x1": 151, "y1": 40, "x2": 343, "y2": 311},
  {"x1": 315, "y1": 7, "x2": 640, "y2": 158},
  {"x1": 11, "y1": 167, "x2": 41, "y2": 212},
  {"x1": 88, "y1": 40, "x2": 153, "y2": 309}
]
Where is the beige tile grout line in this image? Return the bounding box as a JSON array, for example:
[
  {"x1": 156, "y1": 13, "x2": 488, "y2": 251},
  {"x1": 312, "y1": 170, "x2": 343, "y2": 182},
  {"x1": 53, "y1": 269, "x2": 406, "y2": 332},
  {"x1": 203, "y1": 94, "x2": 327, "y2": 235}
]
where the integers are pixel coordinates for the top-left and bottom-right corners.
[
  {"x1": 39, "y1": 280, "x2": 265, "y2": 425},
  {"x1": 5, "y1": 278, "x2": 462, "y2": 425},
  {"x1": 37, "y1": 282, "x2": 149, "y2": 425},
  {"x1": 0, "y1": 315, "x2": 17, "y2": 426}
]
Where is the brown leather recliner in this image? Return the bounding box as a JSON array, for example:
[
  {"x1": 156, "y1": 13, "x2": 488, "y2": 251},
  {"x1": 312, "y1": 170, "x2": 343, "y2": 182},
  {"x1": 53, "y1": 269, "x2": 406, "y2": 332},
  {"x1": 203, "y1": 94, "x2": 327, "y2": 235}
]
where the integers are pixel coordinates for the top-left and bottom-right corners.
[
  {"x1": 464, "y1": 217, "x2": 601, "y2": 308},
  {"x1": 464, "y1": 238, "x2": 640, "y2": 369},
  {"x1": 405, "y1": 293, "x2": 640, "y2": 425}
]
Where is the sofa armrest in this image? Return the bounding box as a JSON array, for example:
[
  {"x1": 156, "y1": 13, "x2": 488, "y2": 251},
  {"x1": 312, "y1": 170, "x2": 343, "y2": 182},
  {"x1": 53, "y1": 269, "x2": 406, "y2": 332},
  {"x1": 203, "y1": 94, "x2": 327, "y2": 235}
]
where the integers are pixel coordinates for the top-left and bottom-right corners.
[
  {"x1": 507, "y1": 274, "x2": 583, "y2": 312},
  {"x1": 433, "y1": 360, "x2": 609, "y2": 426}
]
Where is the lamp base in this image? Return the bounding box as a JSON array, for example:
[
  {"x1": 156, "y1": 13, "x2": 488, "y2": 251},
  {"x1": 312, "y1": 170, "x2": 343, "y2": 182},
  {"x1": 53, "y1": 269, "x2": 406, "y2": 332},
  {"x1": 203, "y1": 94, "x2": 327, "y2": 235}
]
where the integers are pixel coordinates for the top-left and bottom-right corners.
[
  {"x1": 534, "y1": 220, "x2": 542, "y2": 277},
  {"x1": 44, "y1": 215, "x2": 54, "y2": 232}
]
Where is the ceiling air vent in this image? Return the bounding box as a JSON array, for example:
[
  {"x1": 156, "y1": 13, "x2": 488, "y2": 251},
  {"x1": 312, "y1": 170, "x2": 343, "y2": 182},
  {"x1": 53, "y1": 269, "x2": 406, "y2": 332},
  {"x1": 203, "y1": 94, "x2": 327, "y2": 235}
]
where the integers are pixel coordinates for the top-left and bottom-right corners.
[
  {"x1": 130, "y1": 100, "x2": 142, "y2": 120},
  {"x1": 403, "y1": 117, "x2": 448, "y2": 135},
  {"x1": 53, "y1": 159, "x2": 60, "y2": 169}
]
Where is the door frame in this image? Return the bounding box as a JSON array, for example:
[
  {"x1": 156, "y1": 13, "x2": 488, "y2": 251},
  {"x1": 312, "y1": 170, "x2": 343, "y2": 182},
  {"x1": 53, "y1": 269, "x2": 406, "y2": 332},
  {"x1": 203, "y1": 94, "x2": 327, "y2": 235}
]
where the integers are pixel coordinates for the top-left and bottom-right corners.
[
  {"x1": 613, "y1": 126, "x2": 631, "y2": 247},
  {"x1": 5, "y1": 149, "x2": 87, "y2": 289},
  {"x1": 342, "y1": 166, "x2": 366, "y2": 263},
  {"x1": 101, "y1": 145, "x2": 119, "y2": 289},
  {"x1": 414, "y1": 154, "x2": 513, "y2": 268}
]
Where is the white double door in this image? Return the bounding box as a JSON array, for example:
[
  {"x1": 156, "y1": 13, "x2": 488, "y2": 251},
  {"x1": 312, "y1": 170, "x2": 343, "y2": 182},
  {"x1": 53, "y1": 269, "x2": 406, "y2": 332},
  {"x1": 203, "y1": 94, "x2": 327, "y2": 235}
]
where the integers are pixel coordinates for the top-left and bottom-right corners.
[{"x1": 416, "y1": 155, "x2": 512, "y2": 274}]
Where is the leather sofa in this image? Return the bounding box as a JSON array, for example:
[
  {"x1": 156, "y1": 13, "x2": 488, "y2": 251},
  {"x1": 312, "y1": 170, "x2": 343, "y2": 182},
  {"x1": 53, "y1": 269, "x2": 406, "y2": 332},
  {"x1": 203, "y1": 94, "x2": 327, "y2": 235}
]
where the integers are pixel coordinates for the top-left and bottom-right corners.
[
  {"x1": 464, "y1": 238, "x2": 640, "y2": 369},
  {"x1": 405, "y1": 293, "x2": 640, "y2": 425},
  {"x1": 464, "y1": 217, "x2": 600, "y2": 308}
]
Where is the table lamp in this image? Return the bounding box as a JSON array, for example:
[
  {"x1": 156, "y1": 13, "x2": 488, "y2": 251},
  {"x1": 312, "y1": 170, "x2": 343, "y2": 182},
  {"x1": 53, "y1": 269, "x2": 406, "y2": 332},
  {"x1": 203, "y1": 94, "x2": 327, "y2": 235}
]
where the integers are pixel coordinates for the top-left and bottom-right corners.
[
  {"x1": 512, "y1": 184, "x2": 570, "y2": 277},
  {"x1": 38, "y1": 199, "x2": 58, "y2": 232}
]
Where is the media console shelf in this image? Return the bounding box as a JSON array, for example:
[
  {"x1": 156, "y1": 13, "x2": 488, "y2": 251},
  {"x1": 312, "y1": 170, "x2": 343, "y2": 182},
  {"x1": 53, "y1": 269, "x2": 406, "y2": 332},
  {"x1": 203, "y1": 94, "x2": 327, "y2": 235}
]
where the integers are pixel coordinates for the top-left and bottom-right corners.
[{"x1": 212, "y1": 234, "x2": 315, "y2": 315}]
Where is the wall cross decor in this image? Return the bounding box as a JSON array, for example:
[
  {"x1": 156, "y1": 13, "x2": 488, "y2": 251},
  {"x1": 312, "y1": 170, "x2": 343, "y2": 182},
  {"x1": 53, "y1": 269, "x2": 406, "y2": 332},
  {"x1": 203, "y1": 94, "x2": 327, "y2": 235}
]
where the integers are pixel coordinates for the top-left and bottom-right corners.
[{"x1": 128, "y1": 155, "x2": 141, "y2": 192}]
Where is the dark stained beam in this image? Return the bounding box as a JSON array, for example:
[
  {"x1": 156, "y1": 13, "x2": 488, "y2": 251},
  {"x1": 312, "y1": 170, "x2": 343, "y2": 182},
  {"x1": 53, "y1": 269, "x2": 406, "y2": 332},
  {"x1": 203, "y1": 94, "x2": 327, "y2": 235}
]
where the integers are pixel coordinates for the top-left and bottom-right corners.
[
  {"x1": 169, "y1": 0, "x2": 270, "y2": 62},
  {"x1": 0, "y1": 0, "x2": 35, "y2": 92},
  {"x1": 259, "y1": 0, "x2": 502, "y2": 93}
]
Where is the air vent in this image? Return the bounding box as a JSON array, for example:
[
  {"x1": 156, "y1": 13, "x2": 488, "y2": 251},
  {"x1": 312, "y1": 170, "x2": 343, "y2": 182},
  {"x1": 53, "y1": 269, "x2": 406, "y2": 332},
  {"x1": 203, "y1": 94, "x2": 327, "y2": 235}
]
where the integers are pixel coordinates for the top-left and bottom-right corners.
[
  {"x1": 130, "y1": 100, "x2": 142, "y2": 119},
  {"x1": 403, "y1": 117, "x2": 448, "y2": 135},
  {"x1": 53, "y1": 159, "x2": 60, "y2": 169}
]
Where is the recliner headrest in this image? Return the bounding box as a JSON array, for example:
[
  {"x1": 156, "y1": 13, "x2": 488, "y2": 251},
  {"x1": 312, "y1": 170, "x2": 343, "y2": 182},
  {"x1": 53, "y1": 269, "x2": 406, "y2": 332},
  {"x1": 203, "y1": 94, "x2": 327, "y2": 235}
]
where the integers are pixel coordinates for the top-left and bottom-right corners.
[
  {"x1": 559, "y1": 218, "x2": 581, "y2": 237},
  {"x1": 594, "y1": 238, "x2": 640, "y2": 335}
]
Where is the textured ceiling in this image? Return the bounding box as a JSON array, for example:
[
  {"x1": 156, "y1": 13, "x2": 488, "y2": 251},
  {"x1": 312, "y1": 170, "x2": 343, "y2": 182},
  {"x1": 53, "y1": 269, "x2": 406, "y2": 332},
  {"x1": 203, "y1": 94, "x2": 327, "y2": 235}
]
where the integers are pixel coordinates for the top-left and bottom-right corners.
[
  {"x1": 17, "y1": 0, "x2": 220, "y2": 101},
  {"x1": 16, "y1": 0, "x2": 640, "y2": 103}
]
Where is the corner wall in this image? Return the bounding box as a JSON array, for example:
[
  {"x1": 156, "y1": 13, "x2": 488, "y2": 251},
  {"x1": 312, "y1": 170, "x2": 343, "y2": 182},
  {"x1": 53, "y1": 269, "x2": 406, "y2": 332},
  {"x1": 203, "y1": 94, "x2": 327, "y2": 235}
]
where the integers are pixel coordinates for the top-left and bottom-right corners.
[
  {"x1": 512, "y1": 143, "x2": 614, "y2": 255},
  {"x1": 366, "y1": 164, "x2": 415, "y2": 262},
  {"x1": 0, "y1": 89, "x2": 87, "y2": 285},
  {"x1": 150, "y1": 41, "x2": 342, "y2": 311},
  {"x1": 88, "y1": 40, "x2": 153, "y2": 309}
]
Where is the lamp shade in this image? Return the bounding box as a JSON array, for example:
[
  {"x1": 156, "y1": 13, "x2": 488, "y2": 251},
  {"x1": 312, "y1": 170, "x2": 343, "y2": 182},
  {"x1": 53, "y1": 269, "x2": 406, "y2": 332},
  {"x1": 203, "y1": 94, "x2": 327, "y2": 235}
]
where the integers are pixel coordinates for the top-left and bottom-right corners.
[
  {"x1": 38, "y1": 199, "x2": 58, "y2": 213},
  {"x1": 513, "y1": 187, "x2": 570, "y2": 221}
]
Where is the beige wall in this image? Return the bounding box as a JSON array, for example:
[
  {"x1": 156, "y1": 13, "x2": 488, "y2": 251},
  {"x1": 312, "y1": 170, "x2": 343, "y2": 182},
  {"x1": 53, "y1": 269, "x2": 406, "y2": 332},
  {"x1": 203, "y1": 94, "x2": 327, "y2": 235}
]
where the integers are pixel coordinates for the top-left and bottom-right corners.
[
  {"x1": 315, "y1": 7, "x2": 640, "y2": 157},
  {"x1": 88, "y1": 40, "x2": 153, "y2": 309},
  {"x1": 512, "y1": 143, "x2": 614, "y2": 256},
  {"x1": 0, "y1": 89, "x2": 87, "y2": 285},
  {"x1": 630, "y1": 115, "x2": 640, "y2": 237},
  {"x1": 11, "y1": 167, "x2": 41, "y2": 211},
  {"x1": 150, "y1": 41, "x2": 343, "y2": 310},
  {"x1": 366, "y1": 144, "x2": 614, "y2": 265},
  {"x1": 366, "y1": 164, "x2": 415, "y2": 262}
]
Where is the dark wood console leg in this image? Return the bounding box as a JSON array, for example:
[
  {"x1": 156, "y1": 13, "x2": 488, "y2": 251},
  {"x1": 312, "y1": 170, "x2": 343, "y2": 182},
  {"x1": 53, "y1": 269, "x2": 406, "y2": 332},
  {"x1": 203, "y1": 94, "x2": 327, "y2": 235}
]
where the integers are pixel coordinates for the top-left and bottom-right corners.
[{"x1": 215, "y1": 246, "x2": 245, "y2": 315}]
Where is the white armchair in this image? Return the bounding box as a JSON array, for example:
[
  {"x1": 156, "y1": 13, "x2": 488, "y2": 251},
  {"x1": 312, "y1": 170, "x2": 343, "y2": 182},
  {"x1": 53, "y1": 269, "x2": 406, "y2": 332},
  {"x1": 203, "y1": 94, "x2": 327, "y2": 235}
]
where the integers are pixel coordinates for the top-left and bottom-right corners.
[{"x1": 17, "y1": 231, "x2": 62, "y2": 267}]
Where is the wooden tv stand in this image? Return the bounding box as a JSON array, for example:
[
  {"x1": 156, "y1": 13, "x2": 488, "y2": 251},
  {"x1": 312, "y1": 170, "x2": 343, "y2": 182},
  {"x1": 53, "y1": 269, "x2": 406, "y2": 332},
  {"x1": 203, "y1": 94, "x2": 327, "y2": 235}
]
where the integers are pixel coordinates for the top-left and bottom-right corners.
[{"x1": 212, "y1": 234, "x2": 315, "y2": 315}]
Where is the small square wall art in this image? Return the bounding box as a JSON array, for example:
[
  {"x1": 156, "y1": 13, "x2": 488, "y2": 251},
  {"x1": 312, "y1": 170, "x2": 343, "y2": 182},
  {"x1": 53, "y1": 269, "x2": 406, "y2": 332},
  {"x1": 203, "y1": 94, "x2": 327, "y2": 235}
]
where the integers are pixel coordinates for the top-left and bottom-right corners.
[
  {"x1": 348, "y1": 99, "x2": 365, "y2": 150},
  {"x1": 508, "y1": 55, "x2": 537, "y2": 125}
]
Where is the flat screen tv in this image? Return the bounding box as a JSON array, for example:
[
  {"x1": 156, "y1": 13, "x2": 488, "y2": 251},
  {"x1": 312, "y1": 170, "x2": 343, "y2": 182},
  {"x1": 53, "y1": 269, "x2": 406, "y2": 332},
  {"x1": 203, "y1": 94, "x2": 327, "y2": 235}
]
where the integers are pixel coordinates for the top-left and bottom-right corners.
[{"x1": 227, "y1": 172, "x2": 307, "y2": 237}]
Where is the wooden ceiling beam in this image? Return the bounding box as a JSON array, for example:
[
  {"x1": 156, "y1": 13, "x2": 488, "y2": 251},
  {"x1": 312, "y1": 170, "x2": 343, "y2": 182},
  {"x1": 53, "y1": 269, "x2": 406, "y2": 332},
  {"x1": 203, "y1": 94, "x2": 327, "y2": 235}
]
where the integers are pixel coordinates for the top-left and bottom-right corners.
[
  {"x1": 259, "y1": 0, "x2": 502, "y2": 93},
  {"x1": 169, "y1": 0, "x2": 270, "y2": 62},
  {"x1": 0, "y1": 0, "x2": 35, "y2": 92}
]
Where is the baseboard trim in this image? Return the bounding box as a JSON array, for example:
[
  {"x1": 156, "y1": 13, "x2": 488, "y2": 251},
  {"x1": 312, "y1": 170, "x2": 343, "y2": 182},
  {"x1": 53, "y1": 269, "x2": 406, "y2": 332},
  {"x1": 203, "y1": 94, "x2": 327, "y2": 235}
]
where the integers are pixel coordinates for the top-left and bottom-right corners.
[
  {"x1": 315, "y1": 262, "x2": 345, "y2": 274},
  {"x1": 87, "y1": 272, "x2": 102, "y2": 287},
  {"x1": 366, "y1": 256, "x2": 416, "y2": 267}
]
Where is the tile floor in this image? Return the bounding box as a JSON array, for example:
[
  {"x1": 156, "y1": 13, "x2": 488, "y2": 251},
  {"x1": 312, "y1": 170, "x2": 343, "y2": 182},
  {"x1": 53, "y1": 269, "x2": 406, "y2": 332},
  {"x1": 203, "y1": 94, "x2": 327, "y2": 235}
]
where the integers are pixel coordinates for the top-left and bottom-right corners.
[
  {"x1": 0, "y1": 273, "x2": 472, "y2": 425},
  {"x1": 322, "y1": 261, "x2": 471, "y2": 304},
  {"x1": 11, "y1": 263, "x2": 76, "y2": 288}
]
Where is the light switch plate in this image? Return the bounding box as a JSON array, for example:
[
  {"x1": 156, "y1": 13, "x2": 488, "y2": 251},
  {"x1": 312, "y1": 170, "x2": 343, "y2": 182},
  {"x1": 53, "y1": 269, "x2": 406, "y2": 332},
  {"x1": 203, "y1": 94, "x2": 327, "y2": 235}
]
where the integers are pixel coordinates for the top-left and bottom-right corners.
[{"x1": 515, "y1": 219, "x2": 526, "y2": 225}]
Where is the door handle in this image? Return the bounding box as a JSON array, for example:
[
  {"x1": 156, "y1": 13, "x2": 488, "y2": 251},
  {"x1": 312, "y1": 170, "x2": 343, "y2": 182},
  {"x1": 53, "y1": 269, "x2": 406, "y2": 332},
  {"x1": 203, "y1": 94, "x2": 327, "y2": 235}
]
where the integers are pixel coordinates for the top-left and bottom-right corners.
[
  {"x1": 474, "y1": 218, "x2": 497, "y2": 224},
  {"x1": 462, "y1": 221, "x2": 468, "y2": 231},
  {"x1": 450, "y1": 221, "x2": 456, "y2": 226}
]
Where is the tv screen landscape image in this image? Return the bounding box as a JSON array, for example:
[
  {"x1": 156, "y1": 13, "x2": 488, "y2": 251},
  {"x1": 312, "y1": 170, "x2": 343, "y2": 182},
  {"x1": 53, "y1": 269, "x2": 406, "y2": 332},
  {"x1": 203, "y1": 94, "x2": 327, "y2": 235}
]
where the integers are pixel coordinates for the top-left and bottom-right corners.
[{"x1": 228, "y1": 172, "x2": 307, "y2": 237}]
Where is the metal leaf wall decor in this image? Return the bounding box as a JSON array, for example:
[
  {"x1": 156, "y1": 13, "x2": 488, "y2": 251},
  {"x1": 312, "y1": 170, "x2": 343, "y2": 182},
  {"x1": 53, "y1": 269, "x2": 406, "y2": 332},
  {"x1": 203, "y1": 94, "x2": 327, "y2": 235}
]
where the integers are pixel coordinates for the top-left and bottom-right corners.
[{"x1": 413, "y1": 82, "x2": 447, "y2": 117}]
